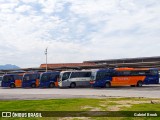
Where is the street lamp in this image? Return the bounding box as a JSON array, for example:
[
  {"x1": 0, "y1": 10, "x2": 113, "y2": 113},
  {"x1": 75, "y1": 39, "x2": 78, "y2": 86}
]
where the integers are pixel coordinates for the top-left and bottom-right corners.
[{"x1": 45, "y1": 47, "x2": 48, "y2": 72}]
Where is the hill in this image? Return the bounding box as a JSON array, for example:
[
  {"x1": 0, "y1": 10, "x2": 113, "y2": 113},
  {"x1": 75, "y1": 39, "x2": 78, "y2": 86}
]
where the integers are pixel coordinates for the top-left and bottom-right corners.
[{"x1": 0, "y1": 64, "x2": 20, "y2": 70}]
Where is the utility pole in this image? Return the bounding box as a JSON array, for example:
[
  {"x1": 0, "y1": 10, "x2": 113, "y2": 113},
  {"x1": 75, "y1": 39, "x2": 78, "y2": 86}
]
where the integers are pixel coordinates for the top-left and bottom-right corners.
[{"x1": 45, "y1": 47, "x2": 48, "y2": 72}]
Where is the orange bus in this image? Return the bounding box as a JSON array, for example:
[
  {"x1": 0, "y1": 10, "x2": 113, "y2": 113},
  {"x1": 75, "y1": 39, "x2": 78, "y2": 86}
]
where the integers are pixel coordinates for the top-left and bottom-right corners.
[{"x1": 90, "y1": 68, "x2": 159, "y2": 88}]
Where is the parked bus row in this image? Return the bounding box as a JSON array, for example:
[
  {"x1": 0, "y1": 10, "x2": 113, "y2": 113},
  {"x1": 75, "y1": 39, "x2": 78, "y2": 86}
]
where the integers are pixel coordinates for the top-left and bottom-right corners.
[{"x1": 0, "y1": 68, "x2": 160, "y2": 88}]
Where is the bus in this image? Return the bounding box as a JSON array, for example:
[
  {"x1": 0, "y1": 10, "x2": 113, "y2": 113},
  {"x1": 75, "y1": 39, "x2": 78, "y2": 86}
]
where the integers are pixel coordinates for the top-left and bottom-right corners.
[
  {"x1": 90, "y1": 68, "x2": 159, "y2": 88},
  {"x1": 39, "y1": 72, "x2": 60, "y2": 88},
  {"x1": 1, "y1": 74, "x2": 23, "y2": 88},
  {"x1": 58, "y1": 71, "x2": 92, "y2": 88},
  {"x1": 22, "y1": 73, "x2": 40, "y2": 88}
]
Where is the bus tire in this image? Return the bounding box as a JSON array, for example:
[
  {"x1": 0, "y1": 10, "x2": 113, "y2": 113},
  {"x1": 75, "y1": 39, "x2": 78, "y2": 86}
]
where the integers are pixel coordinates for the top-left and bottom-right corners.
[
  {"x1": 31, "y1": 83, "x2": 36, "y2": 88},
  {"x1": 49, "y1": 83, "x2": 55, "y2": 88},
  {"x1": 137, "y1": 81, "x2": 143, "y2": 87},
  {"x1": 10, "y1": 84, "x2": 15, "y2": 88},
  {"x1": 105, "y1": 82, "x2": 111, "y2": 88},
  {"x1": 70, "y1": 83, "x2": 76, "y2": 88}
]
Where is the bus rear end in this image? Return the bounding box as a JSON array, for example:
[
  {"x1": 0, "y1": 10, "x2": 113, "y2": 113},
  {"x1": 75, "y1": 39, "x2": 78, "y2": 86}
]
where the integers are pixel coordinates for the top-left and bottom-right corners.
[
  {"x1": 22, "y1": 73, "x2": 40, "y2": 88},
  {"x1": 143, "y1": 68, "x2": 159, "y2": 84},
  {"x1": 1, "y1": 74, "x2": 22, "y2": 88},
  {"x1": 39, "y1": 72, "x2": 60, "y2": 88}
]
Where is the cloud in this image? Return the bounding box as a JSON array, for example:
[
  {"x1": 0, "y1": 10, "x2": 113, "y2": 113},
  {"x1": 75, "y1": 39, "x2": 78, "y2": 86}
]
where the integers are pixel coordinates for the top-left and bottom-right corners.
[
  {"x1": 0, "y1": 0, "x2": 160, "y2": 67},
  {"x1": 15, "y1": 5, "x2": 32, "y2": 13}
]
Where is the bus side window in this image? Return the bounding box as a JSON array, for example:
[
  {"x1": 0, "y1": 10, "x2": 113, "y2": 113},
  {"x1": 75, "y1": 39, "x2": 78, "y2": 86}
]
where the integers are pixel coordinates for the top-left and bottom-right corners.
[
  {"x1": 79, "y1": 72, "x2": 86, "y2": 77},
  {"x1": 32, "y1": 74, "x2": 37, "y2": 79},
  {"x1": 50, "y1": 73, "x2": 56, "y2": 79},
  {"x1": 9, "y1": 76, "x2": 14, "y2": 81},
  {"x1": 37, "y1": 74, "x2": 40, "y2": 79},
  {"x1": 85, "y1": 72, "x2": 91, "y2": 77},
  {"x1": 41, "y1": 74, "x2": 48, "y2": 81},
  {"x1": 3, "y1": 76, "x2": 8, "y2": 82},
  {"x1": 150, "y1": 70, "x2": 158, "y2": 76},
  {"x1": 19, "y1": 76, "x2": 22, "y2": 80},
  {"x1": 13, "y1": 75, "x2": 18, "y2": 80},
  {"x1": 55, "y1": 75, "x2": 59, "y2": 79},
  {"x1": 70, "y1": 72, "x2": 77, "y2": 78},
  {"x1": 25, "y1": 75, "x2": 30, "y2": 80}
]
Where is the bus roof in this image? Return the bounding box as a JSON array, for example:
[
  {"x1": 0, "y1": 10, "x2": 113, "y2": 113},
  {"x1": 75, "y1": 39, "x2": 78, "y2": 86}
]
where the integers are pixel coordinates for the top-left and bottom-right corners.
[
  {"x1": 41, "y1": 71, "x2": 60, "y2": 74},
  {"x1": 3, "y1": 74, "x2": 23, "y2": 76},
  {"x1": 115, "y1": 68, "x2": 158, "y2": 71},
  {"x1": 60, "y1": 70, "x2": 91, "y2": 73}
]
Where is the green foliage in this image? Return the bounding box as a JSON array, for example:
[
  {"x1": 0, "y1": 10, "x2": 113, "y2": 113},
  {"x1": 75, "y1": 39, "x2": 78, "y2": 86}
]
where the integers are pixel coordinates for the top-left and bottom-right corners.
[{"x1": 0, "y1": 98, "x2": 160, "y2": 120}]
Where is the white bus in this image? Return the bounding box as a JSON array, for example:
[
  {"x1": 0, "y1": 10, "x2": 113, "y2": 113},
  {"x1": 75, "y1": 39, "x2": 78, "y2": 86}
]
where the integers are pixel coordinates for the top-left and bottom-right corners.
[{"x1": 58, "y1": 71, "x2": 92, "y2": 88}]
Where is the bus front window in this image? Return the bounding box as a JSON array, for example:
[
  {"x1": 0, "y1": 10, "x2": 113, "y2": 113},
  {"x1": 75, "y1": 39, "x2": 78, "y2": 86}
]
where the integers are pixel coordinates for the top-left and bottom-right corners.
[
  {"x1": 3, "y1": 76, "x2": 12, "y2": 82},
  {"x1": 23, "y1": 75, "x2": 30, "y2": 81},
  {"x1": 62, "y1": 72, "x2": 70, "y2": 81},
  {"x1": 41, "y1": 74, "x2": 49, "y2": 81}
]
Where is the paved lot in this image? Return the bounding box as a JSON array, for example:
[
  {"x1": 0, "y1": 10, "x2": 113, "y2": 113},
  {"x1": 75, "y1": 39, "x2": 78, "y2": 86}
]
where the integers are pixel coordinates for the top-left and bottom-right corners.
[{"x1": 0, "y1": 85, "x2": 160, "y2": 100}]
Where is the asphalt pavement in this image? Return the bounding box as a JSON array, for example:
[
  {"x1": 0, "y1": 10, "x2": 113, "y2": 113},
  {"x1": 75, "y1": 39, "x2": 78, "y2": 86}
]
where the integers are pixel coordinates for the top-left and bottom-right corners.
[{"x1": 0, "y1": 85, "x2": 160, "y2": 100}]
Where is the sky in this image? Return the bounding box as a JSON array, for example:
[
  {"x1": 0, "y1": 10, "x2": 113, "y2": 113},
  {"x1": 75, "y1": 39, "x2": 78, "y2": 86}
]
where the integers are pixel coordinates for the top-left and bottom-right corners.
[{"x1": 0, "y1": 0, "x2": 160, "y2": 68}]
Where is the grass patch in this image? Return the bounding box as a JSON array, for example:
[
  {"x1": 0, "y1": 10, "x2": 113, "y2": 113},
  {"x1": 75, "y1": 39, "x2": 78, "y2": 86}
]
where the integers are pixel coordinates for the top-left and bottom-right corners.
[{"x1": 0, "y1": 98, "x2": 160, "y2": 120}]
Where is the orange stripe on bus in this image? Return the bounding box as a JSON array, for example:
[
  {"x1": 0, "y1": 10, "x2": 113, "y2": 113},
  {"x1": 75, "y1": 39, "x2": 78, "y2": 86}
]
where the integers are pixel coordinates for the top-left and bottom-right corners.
[
  {"x1": 115, "y1": 68, "x2": 149, "y2": 71},
  {"x1": 55, "y1": 78, "x2": 59, "y2": 87},
  {"x1": 15, "y1": 80, "x2": 22, "y2": 87},
  {"x1": 36, "y1": 79, "x2": 39, "y2": 87},
  {"x1": 111, "y1": 76, "x2": 146, "y2": 86}
]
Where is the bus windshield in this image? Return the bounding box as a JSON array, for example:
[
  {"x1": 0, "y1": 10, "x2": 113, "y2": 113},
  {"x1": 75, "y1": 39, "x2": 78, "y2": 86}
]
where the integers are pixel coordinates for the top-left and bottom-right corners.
[
  {"x1": 41, "y1": 73, "x2": 49, "y2": 81},
  {"x1": 23, "y1": 74, "x2": 30, "y2": 81},
  {"x1": 62, "y1": 72, "x2": 71, "y2": 81},
  {"x1": 3, "y1": 75, "x2": 13, "y2": 82}
]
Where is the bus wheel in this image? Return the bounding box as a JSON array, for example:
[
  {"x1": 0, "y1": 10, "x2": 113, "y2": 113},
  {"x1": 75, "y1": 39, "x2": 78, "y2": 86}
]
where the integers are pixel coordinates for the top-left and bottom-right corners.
[
  {"x1": 49, "y1": 83, "x2": 55, "y2": 88},
  {"x1": 10, "y1": 84, "x2": 15, "y2": 88},
  {"x1": 137, "y1": 81, "x2": 143, "y2": 87},
  {"x1": 105, "y1": 82, "x2": 111, "y2": 88},
  {"x1": 70, "y1": 83, "x2": 76, "y2": 88},
  {"x1": 31, "y1": 83, "x2": 36, "y2": 88}
]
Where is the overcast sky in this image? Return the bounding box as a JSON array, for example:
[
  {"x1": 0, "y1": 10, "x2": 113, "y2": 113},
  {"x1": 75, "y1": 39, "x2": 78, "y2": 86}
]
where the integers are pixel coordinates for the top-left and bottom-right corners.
[{"x1": 0, "y1": 0, "x2": 160, "y2": 68}]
